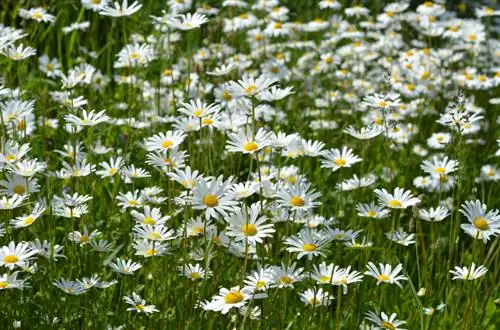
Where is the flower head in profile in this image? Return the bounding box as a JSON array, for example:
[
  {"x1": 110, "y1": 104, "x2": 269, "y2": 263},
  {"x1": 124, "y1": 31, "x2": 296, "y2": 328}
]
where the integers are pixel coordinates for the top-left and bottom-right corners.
[
  {"x1": 365, "y1": 310, "x2": 407, "y2": 330},
  {"x1": 203, "y1": 286, "x2": 251, "y2": 314},
  {"x1": 167, "y1": 12, "x2": 209, "y2": 30},
  {"x1": 365, "y1": 262, "x2": 408, "y2": 288},
  {"x1": 100, "y1": 0, "x2": 142, "y2": 17},
  {"x1": 450, "y1": 263, "x2": 487, "y2": 281},
  {"x1": 123, "y1": 292, "x2": 159, "y2": 314},
  {"x1": 374, "y1": 188, "x2": 420, "y2": 209}
]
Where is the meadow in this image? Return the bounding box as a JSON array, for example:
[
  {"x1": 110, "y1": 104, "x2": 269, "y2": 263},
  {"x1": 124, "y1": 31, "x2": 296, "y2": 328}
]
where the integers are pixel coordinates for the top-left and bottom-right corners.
[{"x1": 0, "y1": 0, "x2": 499, "y2": 329}]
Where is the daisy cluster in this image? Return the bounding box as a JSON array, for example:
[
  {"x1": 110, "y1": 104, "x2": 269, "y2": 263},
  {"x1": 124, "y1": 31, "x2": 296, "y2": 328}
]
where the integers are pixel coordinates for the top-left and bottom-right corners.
[{"x1": 0, "y1": 0, "x2": 498, "y2": 328}]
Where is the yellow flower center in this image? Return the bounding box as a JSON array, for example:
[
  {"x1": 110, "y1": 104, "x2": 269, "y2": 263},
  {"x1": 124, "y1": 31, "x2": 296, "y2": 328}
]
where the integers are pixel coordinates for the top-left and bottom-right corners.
[
  {"x1": 3, "y1": 255, "x2": 19, "y2": 264},
  {"x1": 243, "y1": 141, "x2": 258, "y2": 152},
  {"x1": 381, "y1": 321, "x2": 396, "y2": 330},
  {"x1": 143, "y1": 217, "x2": 156, "y2": 225},
  {"x1": 367, "y1": 210, "x2": 377, "y2": 217},
  {"x1": 0, "y1": 281, "x2": 9, "y2": 289},
  {"x1": 5, "y1": 155, "x2": 17, "y2": 162},
  {"x1": 334, "y1": 158, "x2": 346, "y2": 166},
  {"x1": 308, "y1": 298, "x2": 321, "y2": 306},
  {"x1": 128, "y1": 200, "x2": 139, "y2": 206},
  {"x1": 145, "y1": 248, "x2": 157, "y2": 256},
  {"x1": 378, "y1": 100, "x2": 388, "y2": 108},
  {"x1": 202, "y1": 118, "x2": 213, "y2": 125},
  {"x1": 245, "y1": 85, "x2": 258, "y2": 94},
  {"x1": 424, "y1": 1, "x2": 433, "y2": 7},
  {"x1": 135, "y1": 304, "x2": 145, "y2": 311},
  {"x1": 474, "y1": 217, "x2": 489, "y2": 230},
  {"x1": 13, "y1": 185, "x2": 25, "y2": 195},
  {"x1": 222, "y1": 90, "x2": 232, "y2": 101},
  {"x1": 203, "y1": 194, "x2": 218, "y2": 207},
  {"x1": 319, "y1": 275, "x2": 331, "y2": 283},
  {"x1": 23, "y1": 216, "x2": 34, "y2": 225},
  {"x1": 291, "y1": 196, "x2": 305, "y2": 207},
  {"x1": 388, "y1": 200, "x2": 403, "y2": 208},
  {"x1": 280, "y1": 276, "x2": 292, "y2": 284},
  {"x1": 377, "y1": 274, "x2": 390, "y2": 281},
  {"x1": 224, "y1": 291, "x2": 244, "y2": 304},
  {"x1": 162, "y1": 140, "x2": 174, "y2": 149},
  {"x1": 193, "y1": 109, "x2": 203, "y2": 117},
  {"x1": 303, "y1": 243, "x2": 317, "y2": 252},
  {"x1": 190, "y1": 272, "x2": 201, "y2": 279},
  {"x1": 147, "y1": 232, "x2": 162, "y2": 240},
  {"x1": 256, "y1": 280, "x2": 266, "y2": 289},
  {"x1": 163, "y1": 69, "x2": 172, "y2": 76},
  {"x1": 434, "y1": 167, "x2": 446, "y2": 174},
  {"x1": 108, "y1": 168, "x2": 118, "y2": 175},
  {"x1": 242, "y1": 224, "x2": 258, "y2": 236}
]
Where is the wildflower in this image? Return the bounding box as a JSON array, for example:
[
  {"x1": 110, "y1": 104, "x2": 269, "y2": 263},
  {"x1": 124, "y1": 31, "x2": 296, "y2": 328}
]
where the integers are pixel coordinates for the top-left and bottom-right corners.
[
  {"x1": 365, "y1": 262, "x2": 408, "y2": 288},
  {"x1": 365, "y1": 311, "x2": 407, "y2": 330},
  {"x1": 450, "y1": 263, "x2": 487, "y2": 281},
  {"x1": 100, "y1": 0, "x2": 142, "y2": 17},
  {"x1": 374, "y1": 188, "x2": 420, "y2": 209},
  {"x1": 123, "y1": 292, "x2": 159, "y2": 314},
  {"x1": 300, "y1": 288, "x2": 333, "y2": 307},
  {"x1": 203, "y1": 286, "x2": 251, "y2": 314}
]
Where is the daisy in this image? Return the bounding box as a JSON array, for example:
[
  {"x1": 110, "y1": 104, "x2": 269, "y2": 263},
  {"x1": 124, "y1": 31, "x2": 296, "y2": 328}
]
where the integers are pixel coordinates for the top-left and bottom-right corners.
[
  {"x1": 167, "y1": 166, "x2": 201, "y2": 190},
  {"x1": 179, "y1": 263, "x2": 211, "y2": 281},
  {"x1": 53, "y1": 279, "x2": 88, "y2": 295},
  {"x1": 460, "y1": 200, "x2": 500, "y2": 243},
  {"x1": 1, "y1": 43, "x2": 37, "y2": 61},
  {"x1": 116, "y1": 190, "x2": 143, "y2": 210},
  {"x1": 357, "y1": 202, "x2": 390, "y2": 219},
  {"x1": 418, "y1": 206, "x2": 450, "y2": 222},
  {"x1": 108, "y1": 258, "x2": 142, "y2": 275},
  {"x1": 450, "y1": 263, "x2": 488, "y2": 281},
  {"x1": 123, "y1": 292, "x2": 159, "y2": 314},
  {"x1": 82, "y1": 0, "x2": 109, "y2": 11},
  {"x1": 19, "y1": 7, "x2": 56, "y2": 22},
  {"x1": 228, "y1": 75, "x2": 277, "y2": 98},
  {"x1": 243, "y1": 268, "x2": 275, "y2": 293},
  {"x1": 374, "y1": 188, "x2": 420, "y2": 209},
  {"x1": 131, "y1": 206, "x2": 169, "y2": 226},
  {"x1": 226, "y1": 127, "x2": 272, "y2": 154},
  {"x1": 203, "y1": 286, "x2": 251, "y2": 314},
  {"x1": 385, "y1": 228, "x2": 415, "y2": 246},
  {"x1": 337, "y1": 174, "x2": 376, "y2": 191},
  {"x1": 270, "y1": 262, "x2": 304, "y2": 288},
  {"x1": 68, "y1": 227, "x2": 100, "y2": 245},
  {"x1": 300, "y1": 288, "x2": 333, "y2": 307},
  {"x1": 0, "y1": 272, "x2": 25, "y2": 290},
  {"x1": 8, "y1": 158, "x2": 47, "y2": 177},
  {"x1": 226, "y1": 204, "x2": 275, "y2": 246},
  {"x1": 99, "y1": 0, "x2": 142, "y2": 17},
  {"x1": 343, "y1": 125, "x2": 383, "y2": 140},
  {"x1": 178, "y1": 99, "x2": 221, "y2": 119},
  {"x1": 0, "y1": 194, "x2": 27, "y2": 210},
  {"x1": 421, "y1": 156, "x2": 459, "y2": 177},
  {"x1": 0, "y1": 241, "x2": 37, "y2": 269},
  {"x1": 365, "y1": 262, "x2": 408, "y2": 288},
  {"x1": 133, "y1": 224, "x2": 176, "y2": 242},
  {"x1": 96, "y1": 156, "x2": 124, "y2": 178},
  {"x1": 207, "y1": 64, "x2": 235, "y2": 76},
  {"x1": 10, "y1": 202, "x2": 46, "y2": 229},
  {"x1": 167, "y1": 12, "x2": 209, "y2": 30},
  {"x1": 144, "y1": 131, "x2": 186, "y2": 152},
  {"x1": 321, "y1": 147, "x2": 362, "y2": 172},
  {"x1": 191, "y1": 176, "x2": 237, "y2": 220},
  {"x1": 133, "y1": 239, "x2": 170, "y2": 258},
  {"x1": 275, "y1": 181, "x2": 321, "y2": 211},
  {"x1": 0, "y1": 174, "x2": 39, "y2": 195},
  {"x1": 284, "y1": 229, "x2": 327, "y2": 260},
  {"x1": 365, "y1": 311, "x2": 407, "y2": 330},
  {"x1": 362, "y1": 93, "x2": 401, "y2": 110}
]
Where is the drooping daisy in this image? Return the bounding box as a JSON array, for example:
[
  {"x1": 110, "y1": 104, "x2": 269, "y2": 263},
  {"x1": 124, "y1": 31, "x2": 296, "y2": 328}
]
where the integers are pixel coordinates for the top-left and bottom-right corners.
[
  {"x1": 10, "y1": 202, "x2": 46, "y2": 229},
  {"x1": 418, "y1": 206, "x2": 450, "y2": 222},
  {"x1": 450, "y1": 263, "x2": 488, "y2": 281},
  {"x1": 385, "y1": 228, "x2": 415, "y2": 246},
  {"x1": 321, "y1": 147, "x2": 362, "y2": 172},
  {"x1": 374, "y1": 188, "x2": 420, "y2": 209},
  {"x1": 365, "y1": 262, "x2": 408, "y2": 288},
  {"x1": 53, "y1": 279, "x2": 88, "y2": 295}
]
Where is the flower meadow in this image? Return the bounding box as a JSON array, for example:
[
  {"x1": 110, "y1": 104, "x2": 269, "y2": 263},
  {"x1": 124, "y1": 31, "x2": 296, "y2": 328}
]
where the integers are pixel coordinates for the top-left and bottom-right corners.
[{"x1": 0, "y1": 0, "x2": 499, "y2": 328}]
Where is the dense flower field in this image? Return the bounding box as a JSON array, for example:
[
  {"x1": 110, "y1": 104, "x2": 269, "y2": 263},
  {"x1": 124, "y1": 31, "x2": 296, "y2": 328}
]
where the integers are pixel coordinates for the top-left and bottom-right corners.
[{"x1": 0, "y1": 0, "x2": 499, "y2": 328}]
